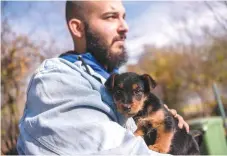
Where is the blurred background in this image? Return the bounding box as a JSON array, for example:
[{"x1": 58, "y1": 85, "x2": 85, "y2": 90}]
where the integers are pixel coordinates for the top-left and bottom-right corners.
[{"x1": 1, "y1": 1, "x2": 227, "y2": 155}]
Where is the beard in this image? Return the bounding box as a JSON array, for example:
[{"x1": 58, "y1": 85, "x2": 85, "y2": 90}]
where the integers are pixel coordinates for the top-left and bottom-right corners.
[{"x1": 84, "y1": 22, "x2": 128, "y2": 72}]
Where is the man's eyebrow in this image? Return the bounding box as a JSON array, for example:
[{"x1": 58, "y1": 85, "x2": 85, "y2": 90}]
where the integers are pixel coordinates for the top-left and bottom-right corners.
[
  {"x1": 102, "y1": 11, "x2": 118, "y2": 16},
  {"x1": 102, "y1": 11, "x2": 126, "y2": 18}
]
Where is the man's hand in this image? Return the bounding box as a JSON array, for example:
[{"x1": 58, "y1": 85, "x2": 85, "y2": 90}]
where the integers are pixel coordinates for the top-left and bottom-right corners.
[{"x1": 164, "y1": 104, "x2": 190, "y2": 133}]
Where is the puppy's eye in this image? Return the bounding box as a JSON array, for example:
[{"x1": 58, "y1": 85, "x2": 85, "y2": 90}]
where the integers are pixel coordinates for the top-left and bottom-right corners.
[
  {"x1": 134, "y1": 89, "x2": 142, "y2": 95},
  {"x1": 115, "y1": 90, "x2": 122, "y2": 96},
  {"x1": 116, "y1": 90, "x2": 121, "y2": 94},
  {"x1": 114, "y1": 90, "x2": 122, "y2": 100}
]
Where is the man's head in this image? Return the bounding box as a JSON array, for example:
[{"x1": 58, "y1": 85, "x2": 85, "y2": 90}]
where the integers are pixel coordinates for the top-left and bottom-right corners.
[{"x1": 66, "y1": 1, "x2": 129, "y2": 72}]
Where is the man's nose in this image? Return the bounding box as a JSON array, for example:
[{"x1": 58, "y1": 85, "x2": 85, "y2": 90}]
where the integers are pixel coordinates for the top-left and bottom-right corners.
[{"x1": 118, "y1": 19, "x2": 129, "y2": 34}]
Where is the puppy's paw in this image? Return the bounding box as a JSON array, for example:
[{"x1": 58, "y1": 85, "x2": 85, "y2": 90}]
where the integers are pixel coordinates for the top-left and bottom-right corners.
[
  {"x1": 148, "y1": 145, "x2": 168, "y2": 153},
  {"x1": 134, "y1": 130, "x2": 143, "y2": 137}
]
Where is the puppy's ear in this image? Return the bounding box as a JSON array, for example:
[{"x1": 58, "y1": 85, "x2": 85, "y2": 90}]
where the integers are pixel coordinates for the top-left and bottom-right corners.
[
  {"x1": 190, "y1": 130, "x2": 204, "y2": 147},
  {"x1": 140, "y1": 74, "x2": 157, "y2": 93},
  {"x1": 105, "y1": 73, "x2": 118, "y2": 91}
]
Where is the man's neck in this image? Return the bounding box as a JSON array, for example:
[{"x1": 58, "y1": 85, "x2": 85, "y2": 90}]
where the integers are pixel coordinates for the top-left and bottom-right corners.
[
  {"x1": 74, "y1": 44, "x2": 86, "y2": 54},
  {"x1": 74, "y1": 49, "x2": 109, "y2": 71}
]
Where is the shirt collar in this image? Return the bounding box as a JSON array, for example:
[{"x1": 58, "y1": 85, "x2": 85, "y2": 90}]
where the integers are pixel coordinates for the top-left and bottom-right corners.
[{"x1": 59, "y1": 51, "x2": 119, "y2": 79}]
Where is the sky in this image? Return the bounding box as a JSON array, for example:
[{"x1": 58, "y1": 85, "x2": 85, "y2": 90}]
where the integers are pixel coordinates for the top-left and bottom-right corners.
[{"x1": 2, "y1": 1, "x2": 227, "y2": 64}]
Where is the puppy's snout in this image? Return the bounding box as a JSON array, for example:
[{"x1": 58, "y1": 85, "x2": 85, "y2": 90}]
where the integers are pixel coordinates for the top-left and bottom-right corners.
[{"x1": 122, "y1": 104, "x2": 131, "y2": 112}]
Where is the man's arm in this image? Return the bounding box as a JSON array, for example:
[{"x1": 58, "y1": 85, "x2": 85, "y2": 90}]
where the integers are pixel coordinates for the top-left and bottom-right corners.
[{"x1": 17, "y1": 59, "x2": 169, "y2": 155}]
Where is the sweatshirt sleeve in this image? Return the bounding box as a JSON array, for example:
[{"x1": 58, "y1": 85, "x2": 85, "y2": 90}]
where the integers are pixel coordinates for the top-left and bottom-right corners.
[{"x1": 17, "y1": 59, "x2": 170, "y2": 156}]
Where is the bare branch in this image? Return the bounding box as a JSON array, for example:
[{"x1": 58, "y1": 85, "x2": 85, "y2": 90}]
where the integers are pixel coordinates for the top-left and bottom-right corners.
[{"x1": 204, "y1": 1, "x2": 227, "y2": 32}]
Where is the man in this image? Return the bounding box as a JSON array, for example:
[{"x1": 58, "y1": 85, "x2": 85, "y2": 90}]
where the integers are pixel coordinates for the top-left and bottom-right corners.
[{"x1": 17, "y1": 1, "x2": 188, "y2": 155}]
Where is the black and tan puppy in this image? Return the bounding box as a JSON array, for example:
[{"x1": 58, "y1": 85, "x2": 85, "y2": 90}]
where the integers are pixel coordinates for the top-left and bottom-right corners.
[{"x1": 105, "y1": 72, "x2": 201, "y2": 155}]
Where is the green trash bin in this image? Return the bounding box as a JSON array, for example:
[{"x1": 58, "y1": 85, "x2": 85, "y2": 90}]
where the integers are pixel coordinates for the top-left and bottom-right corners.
[{"x1": 188, "y1": 117, "x2": 227, "y2": 155}]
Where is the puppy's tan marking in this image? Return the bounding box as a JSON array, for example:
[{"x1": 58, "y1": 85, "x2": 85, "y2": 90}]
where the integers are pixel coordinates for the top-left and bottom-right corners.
[
  {"x1": 133, "y1": 84, "x2": 138, "y2": 90},
  {"x1": 130, "y1": 96, "x2": 146, "y2": 114},
  {"x1": 149, "y1": 124, "x2": 174, "y2": 153},
  {"x1": 135, "y1": 109, "x2": 175, "y2": 153}
]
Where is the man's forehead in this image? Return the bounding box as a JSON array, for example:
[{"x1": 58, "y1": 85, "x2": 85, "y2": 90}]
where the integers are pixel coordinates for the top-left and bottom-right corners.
[{"x1": 87, "y1": 1, "x2": 125, "y2": 14}]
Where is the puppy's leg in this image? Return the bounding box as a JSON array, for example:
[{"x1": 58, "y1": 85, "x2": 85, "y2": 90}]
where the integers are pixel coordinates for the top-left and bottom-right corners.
[
  {"x1": 134, "y1": 118, "x2": 146, "y2": 137},
  {"x1": 148, "y1": 124, "x2": 174, "y2": 153},
  {"x1": 146, "y1": 110, "x2": 175, "y2": 153},
  {"x1": 134, "y1": 128, "x2": 144, "y2": 137}
]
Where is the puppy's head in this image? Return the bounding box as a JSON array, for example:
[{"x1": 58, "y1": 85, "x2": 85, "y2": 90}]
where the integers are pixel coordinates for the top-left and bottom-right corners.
[{"x1": 105, "y1": 72, "x2": 156, "y2": 117}]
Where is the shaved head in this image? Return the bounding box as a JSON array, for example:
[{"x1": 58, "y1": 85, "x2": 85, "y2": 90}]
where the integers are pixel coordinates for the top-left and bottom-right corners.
[{"x1": 65, "y1": 1, "x2": 87, "y2": 23}]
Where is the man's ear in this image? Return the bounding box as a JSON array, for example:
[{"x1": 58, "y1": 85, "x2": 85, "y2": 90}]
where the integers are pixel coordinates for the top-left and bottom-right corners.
[
  {"x1": 68, "y1": 18, "x2": 84, "y2": 38},
  {"x1": 105, "y1": 73, "x2": 118, "y2": 91},
  {"x1": 140, "y1": 74, "x2": 157, "y2": 93}
]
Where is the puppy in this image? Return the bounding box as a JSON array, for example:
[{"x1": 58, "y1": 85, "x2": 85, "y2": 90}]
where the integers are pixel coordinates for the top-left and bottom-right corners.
[
  {"x1": 133, "y1": 93, "x2": 202, "y2": 155},
  {"x1": 105, "y1": 72, "x2": 201, "y2": 155}
]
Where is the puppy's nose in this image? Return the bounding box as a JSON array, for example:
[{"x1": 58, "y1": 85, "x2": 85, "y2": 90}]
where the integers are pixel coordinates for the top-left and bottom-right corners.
[{"x1": 123, "y1": 104, "x2": 131, "y2": 112}]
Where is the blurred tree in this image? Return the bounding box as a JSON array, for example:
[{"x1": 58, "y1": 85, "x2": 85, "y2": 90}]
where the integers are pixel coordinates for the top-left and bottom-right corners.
[
  {"x1": 127, "y1": 35, "x2": 227, "y2": 119},
  {"x1": 127, "y1": 1, "x2": 227, "y2": 119},
  {"x1": 204, "y1": 1, "x2": 227, "y2": 33},
  {"x1": 1, "y1": 20, "x2": 45, "y2": 155},
  {"x1": 1, "y1": 2, "x2": 45, "y2": 154}
]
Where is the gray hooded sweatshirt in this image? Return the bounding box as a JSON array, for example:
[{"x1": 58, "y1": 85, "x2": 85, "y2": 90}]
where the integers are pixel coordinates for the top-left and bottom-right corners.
[{"x1": 17, "y1": 57, "x2": 170, "y2": 155}]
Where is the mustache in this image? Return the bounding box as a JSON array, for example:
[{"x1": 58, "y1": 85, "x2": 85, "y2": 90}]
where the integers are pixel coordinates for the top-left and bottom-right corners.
[{"x1": 113, "y1": 35, "x2": 127, "y2": 42}]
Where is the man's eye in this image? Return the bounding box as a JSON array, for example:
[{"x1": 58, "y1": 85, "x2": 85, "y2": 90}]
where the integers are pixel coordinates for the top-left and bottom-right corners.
[
  {"x1": 107, "y1": 16, "x2": 113, "y2": 19},
  {"x1": 105, "y1": 15, "x2": 117, "y2": 20}
]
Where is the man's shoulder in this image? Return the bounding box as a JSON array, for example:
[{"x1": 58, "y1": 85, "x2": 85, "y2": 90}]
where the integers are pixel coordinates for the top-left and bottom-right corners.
[{"x1": 34, "y1": 57, "x2": 81, "y2": 76}]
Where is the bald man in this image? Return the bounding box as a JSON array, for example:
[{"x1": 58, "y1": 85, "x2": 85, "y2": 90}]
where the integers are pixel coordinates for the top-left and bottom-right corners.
[{"x1": 17, "y1": 1, "x2": 188, "y2": 155}]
